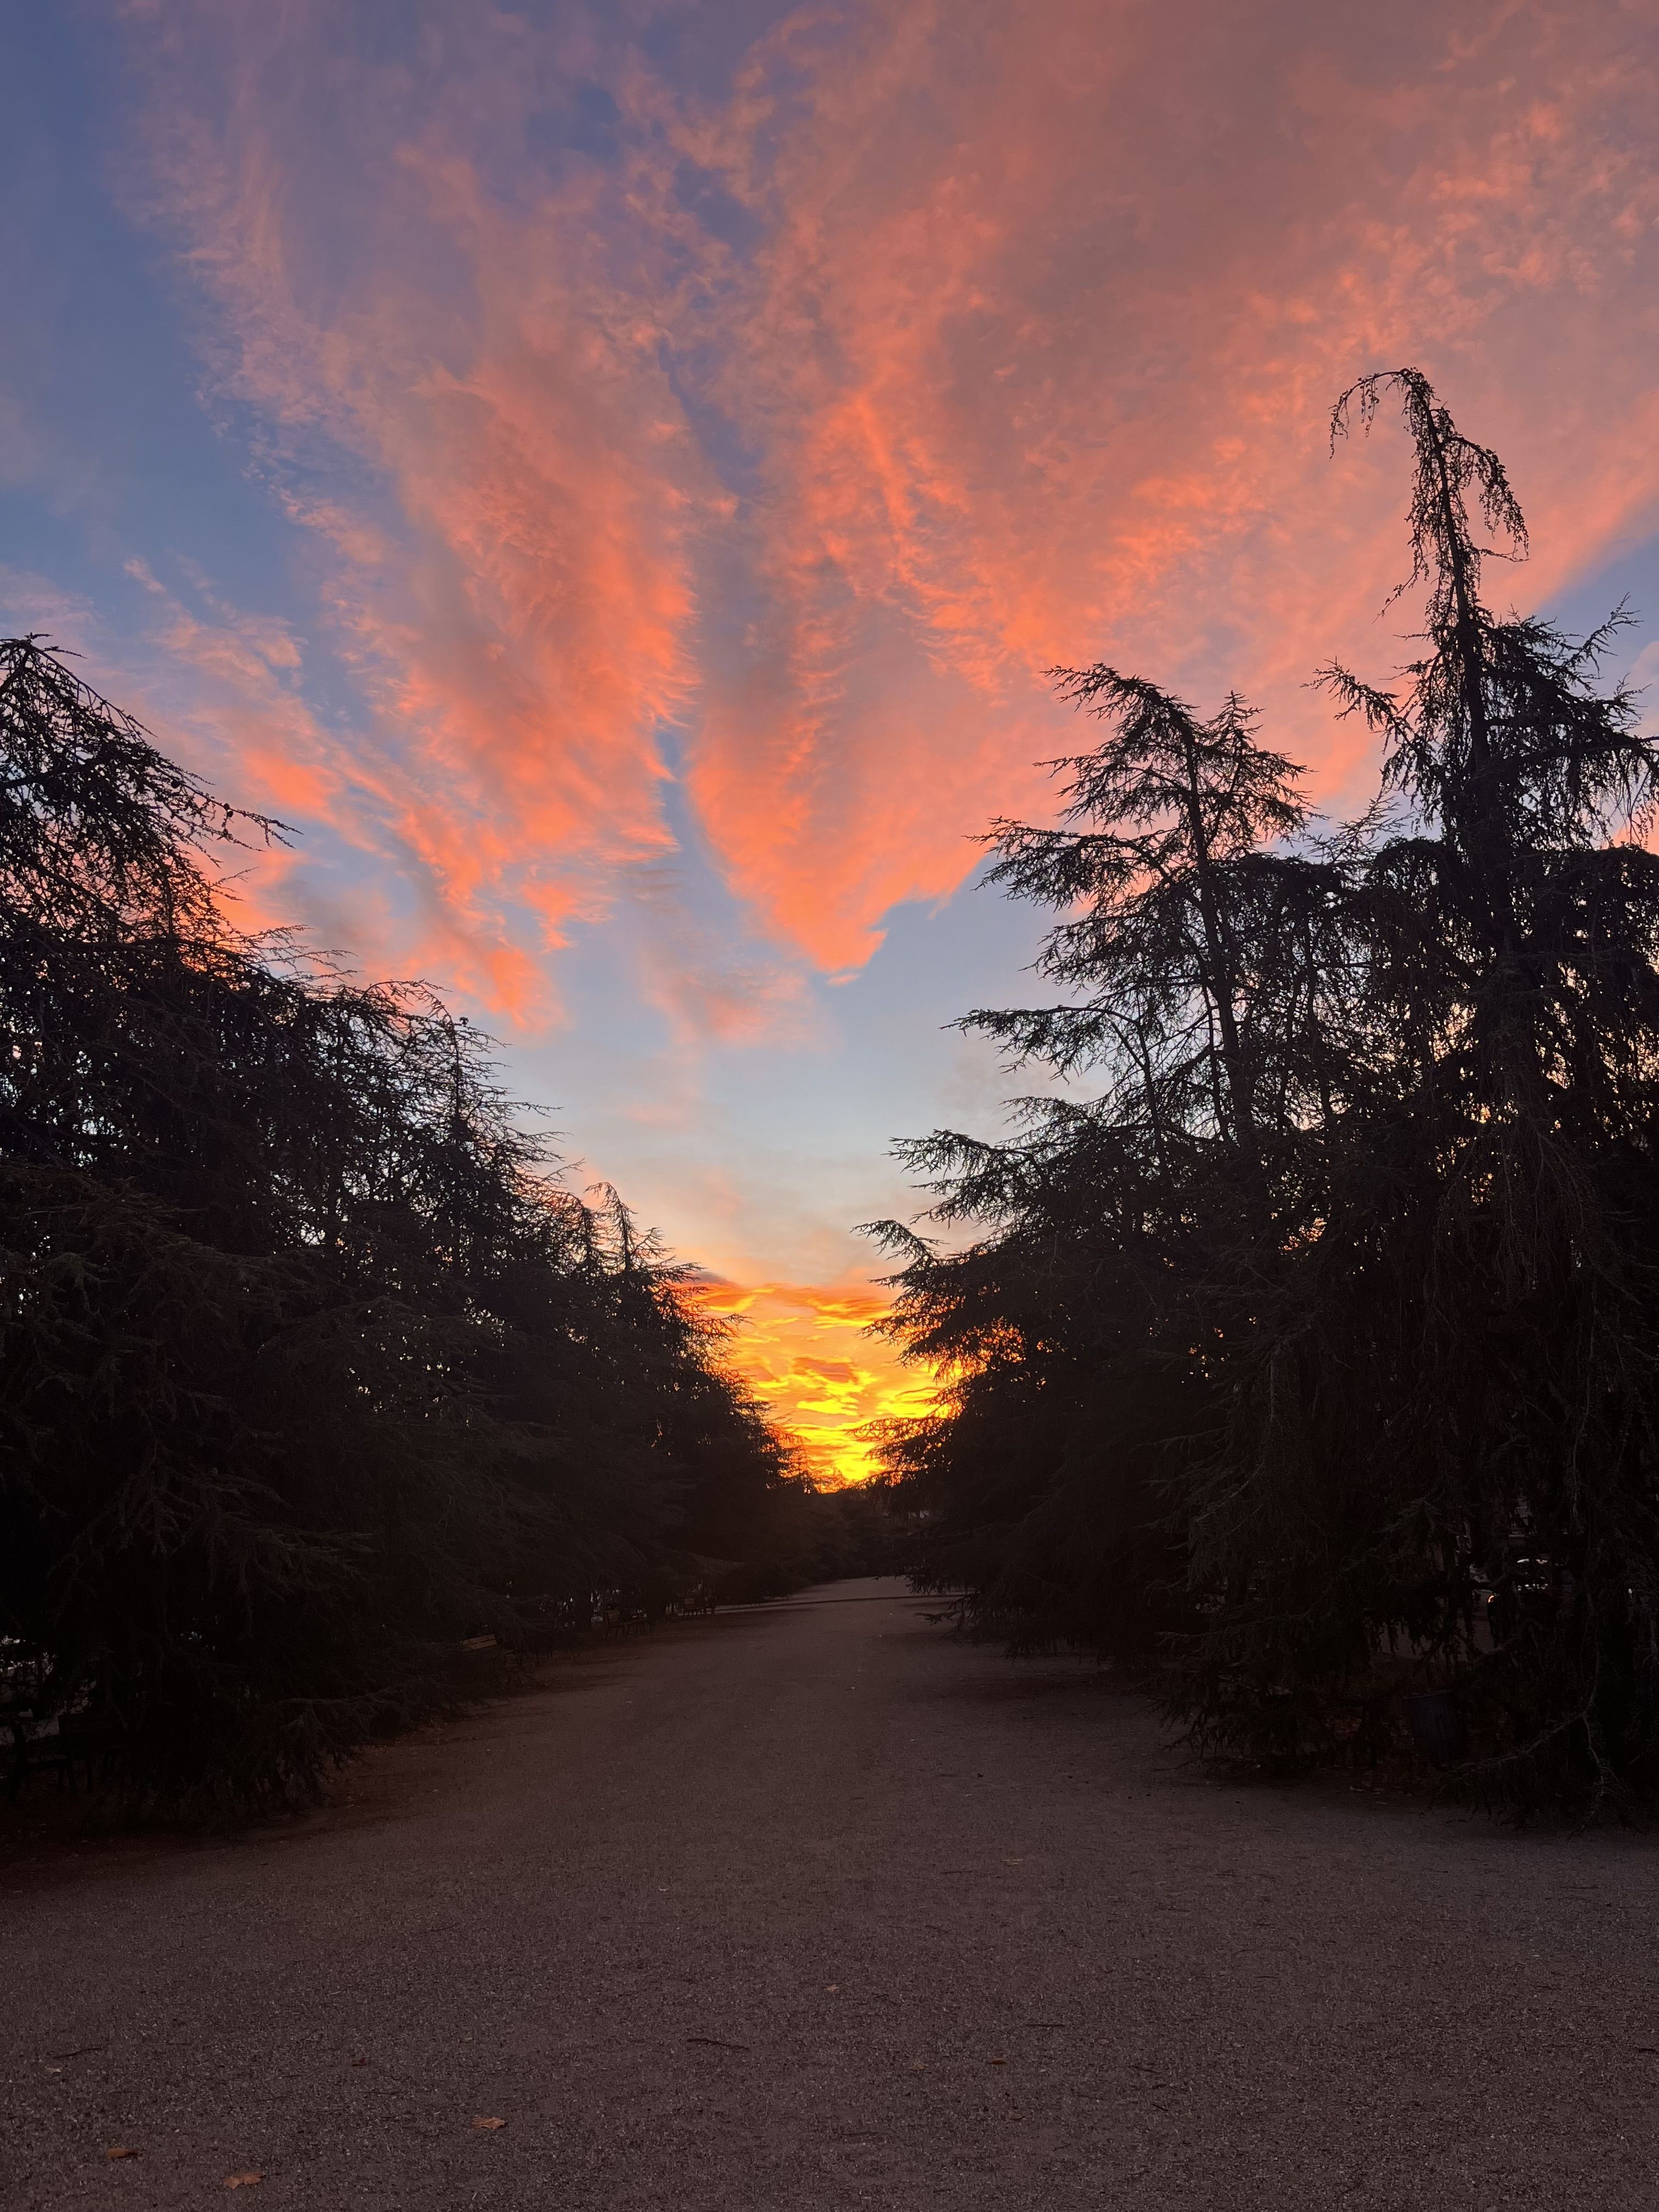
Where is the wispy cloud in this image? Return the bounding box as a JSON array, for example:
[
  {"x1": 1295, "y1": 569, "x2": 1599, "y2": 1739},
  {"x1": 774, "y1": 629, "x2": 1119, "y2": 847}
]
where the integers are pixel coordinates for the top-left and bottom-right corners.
[
  {"x1": 126, "y1": 0, "x2": 1659, "y2": 1001},
  {"x1": 674, "y1": 0, "x2": 1659, "y2": 958}
]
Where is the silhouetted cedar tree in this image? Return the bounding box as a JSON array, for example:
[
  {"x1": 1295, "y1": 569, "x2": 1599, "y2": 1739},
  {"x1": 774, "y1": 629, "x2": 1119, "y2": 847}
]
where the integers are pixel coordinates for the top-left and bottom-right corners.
[
  {"x1": 874, "y1": 371, "x2": 1659, "y2": 1818},
  {"x1": 0, "y1": 639, "x2": 800, "y2": 1807}
]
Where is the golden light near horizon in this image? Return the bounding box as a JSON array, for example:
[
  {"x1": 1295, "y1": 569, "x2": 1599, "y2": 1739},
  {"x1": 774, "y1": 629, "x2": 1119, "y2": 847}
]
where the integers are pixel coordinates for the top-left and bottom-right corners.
[{"x1": 693, "y1": 1280, "x2": 939, "y2": 1487}]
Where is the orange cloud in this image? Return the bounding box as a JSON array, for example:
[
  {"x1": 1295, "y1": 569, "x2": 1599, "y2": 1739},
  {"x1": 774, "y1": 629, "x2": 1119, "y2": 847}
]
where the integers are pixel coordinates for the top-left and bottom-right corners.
[
  {"x1": 98, "y1": 563, "x2": 560, "y2": 1008},
  {"x1": 694, "y1": 1277, "x2": 935, "y2": 1487},
  {"x1": 135, "y1": 19, "x2": 714, "y2": 1018},
  {"x1": 677, "y1": 0, "x2": 1659, "y2": 962},
  {"x1": 127, "y1": 0, "x2": 1658, "y2": 1031}
]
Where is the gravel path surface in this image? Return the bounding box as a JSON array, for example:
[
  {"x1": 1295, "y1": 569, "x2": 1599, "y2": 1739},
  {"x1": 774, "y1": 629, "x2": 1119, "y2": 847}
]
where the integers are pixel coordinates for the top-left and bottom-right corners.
[{"x1": 4, "y1": 1576, "x2": 1658, "y2": 2209}]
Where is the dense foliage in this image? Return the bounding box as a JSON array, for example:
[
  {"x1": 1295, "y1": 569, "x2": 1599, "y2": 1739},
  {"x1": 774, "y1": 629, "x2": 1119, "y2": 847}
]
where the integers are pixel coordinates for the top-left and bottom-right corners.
[
  {"x1": 0, "y1": 639, "x2": 832, "y2": 1806},
  {"x1": 873, "y1": 371, "x2": 1659, "y2": 1818}
]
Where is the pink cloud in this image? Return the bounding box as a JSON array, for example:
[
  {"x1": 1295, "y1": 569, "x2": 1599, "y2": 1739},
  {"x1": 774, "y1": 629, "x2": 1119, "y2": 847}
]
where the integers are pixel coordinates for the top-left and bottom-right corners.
[
  {"x1": 676, "y1": 0, "x2": 1659, "y2": 961},
  {"x1": 125, "y1": 0, "x2": 1658, "y2": 1014}
]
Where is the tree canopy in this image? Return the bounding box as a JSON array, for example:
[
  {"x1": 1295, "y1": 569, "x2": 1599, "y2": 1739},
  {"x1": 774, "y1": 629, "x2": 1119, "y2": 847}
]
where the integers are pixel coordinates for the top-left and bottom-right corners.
[
  {"x1": 873, "y1": 370, "x2": 1659, "y2": 1819},
  {"x1": 0, "y1": 638, "x2": 843, "y2": 1807}
]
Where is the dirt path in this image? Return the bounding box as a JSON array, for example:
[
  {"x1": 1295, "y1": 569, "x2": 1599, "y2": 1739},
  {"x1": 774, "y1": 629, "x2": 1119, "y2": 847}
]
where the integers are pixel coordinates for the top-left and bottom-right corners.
[{"x1": 4, "y1": 1577, "x2": 1657, "y2": 2209}]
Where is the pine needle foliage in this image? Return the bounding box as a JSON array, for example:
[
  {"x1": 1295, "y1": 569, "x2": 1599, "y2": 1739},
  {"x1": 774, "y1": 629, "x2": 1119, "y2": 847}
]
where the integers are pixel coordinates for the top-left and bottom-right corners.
[
  {"x1": 0, "y1": 639, "x2": 804, "y2": 1808},
  {"x1": 874, "y1": 372, "x2": 1659, "y2": 1817}
]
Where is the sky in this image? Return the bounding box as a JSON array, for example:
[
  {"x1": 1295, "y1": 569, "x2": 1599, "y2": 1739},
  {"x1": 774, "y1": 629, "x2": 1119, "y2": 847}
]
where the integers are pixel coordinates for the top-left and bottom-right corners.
[{"x1": 4, "y1": 0, "x2": 1657, "y2": 1480}]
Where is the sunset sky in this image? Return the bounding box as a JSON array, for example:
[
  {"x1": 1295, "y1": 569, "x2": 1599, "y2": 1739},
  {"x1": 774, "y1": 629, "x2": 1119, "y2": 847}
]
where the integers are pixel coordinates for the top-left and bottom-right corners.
[{"x1": 5, "y1": 1, "x2": 1657, "y2": 1479}]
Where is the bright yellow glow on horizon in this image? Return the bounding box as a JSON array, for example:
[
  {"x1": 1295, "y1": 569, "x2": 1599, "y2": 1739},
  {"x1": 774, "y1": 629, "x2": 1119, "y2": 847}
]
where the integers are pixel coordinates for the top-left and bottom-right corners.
[{"x1": 693, "y1": 1278, "x2": 938, "y2": 1488}]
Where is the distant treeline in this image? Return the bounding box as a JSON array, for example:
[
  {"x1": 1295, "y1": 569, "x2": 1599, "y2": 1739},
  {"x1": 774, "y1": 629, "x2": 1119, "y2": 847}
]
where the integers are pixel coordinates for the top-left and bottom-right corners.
[
  {"x1": 873, "y1": 371, "x2": 1659, "y2": 1819},
  {"x1": 0, "y1": 640, "x2": 874, "y2": 1808}
]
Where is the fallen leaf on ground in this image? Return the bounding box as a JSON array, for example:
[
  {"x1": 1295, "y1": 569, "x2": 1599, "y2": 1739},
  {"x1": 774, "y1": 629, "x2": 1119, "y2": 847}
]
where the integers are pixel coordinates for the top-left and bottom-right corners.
[
  {"x1": 471, "y1": 2116, "x2": 507, "y2": 2131},
  {"x1": 105, "y1": 2147, "x2": 138, "y2": 2160},
  {"x1": 990, "y1": 2057, "x2": 1007, "y2": 2066},
  {"x1": 224, "y1": 2175, "x2": 264, "y2": 2190}
]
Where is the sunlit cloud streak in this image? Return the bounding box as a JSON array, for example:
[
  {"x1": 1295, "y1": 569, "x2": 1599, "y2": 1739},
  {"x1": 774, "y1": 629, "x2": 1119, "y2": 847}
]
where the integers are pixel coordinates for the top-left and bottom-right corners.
[
  {"x1": 674, "y1": 0, "x2": 1659, "y2": 963},
  {"x1": 132, "y1": 0, "x2": 1658, "y2": 994},
  {"x1": 132, "y1": 3, "x2": 714, "y2": 1015}
]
